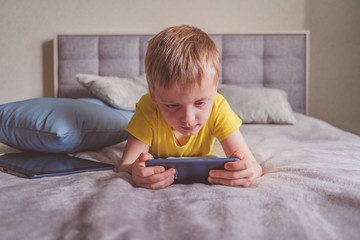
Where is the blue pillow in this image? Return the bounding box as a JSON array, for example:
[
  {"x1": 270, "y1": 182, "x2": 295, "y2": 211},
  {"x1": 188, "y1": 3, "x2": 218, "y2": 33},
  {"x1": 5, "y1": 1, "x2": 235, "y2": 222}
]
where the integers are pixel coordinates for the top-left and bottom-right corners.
[{"x1": 0, "y1": 98, "x2": 134, "y2": 153}]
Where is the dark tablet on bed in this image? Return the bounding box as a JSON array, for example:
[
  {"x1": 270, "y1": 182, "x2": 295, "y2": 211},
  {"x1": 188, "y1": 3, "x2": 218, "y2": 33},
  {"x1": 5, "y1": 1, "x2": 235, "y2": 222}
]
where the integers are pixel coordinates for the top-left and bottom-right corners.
[
  {"x1": 145, "y1": 158, "x2": 239, "y2": 184},
  {"x1": 0, "y1": 153, "x2": 114, "y2": 179}
]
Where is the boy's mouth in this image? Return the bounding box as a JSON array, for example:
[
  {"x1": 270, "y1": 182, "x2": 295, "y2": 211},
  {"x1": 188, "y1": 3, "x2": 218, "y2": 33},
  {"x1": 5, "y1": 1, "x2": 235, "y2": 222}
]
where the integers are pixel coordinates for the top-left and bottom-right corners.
[{"x1": 181, "y1": 125, "x2": 198, "y2": 131}]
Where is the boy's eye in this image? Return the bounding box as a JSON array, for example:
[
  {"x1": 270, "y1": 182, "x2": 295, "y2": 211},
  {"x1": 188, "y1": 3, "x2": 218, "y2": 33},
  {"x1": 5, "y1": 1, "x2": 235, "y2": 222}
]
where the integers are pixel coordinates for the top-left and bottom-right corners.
[
  {"x1": 166, "y1": 104, "x2": 179, "y2": 109},
  {"x1": 195, "y1": 101, "x2": 205, "y2": 106}
]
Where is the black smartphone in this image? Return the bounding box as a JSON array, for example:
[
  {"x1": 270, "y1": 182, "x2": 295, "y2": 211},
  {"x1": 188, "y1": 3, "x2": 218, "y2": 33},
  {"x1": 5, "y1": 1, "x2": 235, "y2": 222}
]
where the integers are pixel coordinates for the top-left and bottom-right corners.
[
  {"x1": 145, "y1": 158, "x2": 239, "y2": 184},
  {"x1": 0, "y1": 153, "x2": 114, "y2": 179}
]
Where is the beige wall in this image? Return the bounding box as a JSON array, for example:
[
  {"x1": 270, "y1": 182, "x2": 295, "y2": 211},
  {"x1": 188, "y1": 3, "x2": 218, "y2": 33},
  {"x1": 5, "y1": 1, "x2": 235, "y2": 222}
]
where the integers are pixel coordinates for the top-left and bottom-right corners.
[
  {"x1": 305, "y1": 0, "x2": 360, "y2": 135},
  {"x1": 0, "y1": 0, "x2": 359, "y2": 134}
]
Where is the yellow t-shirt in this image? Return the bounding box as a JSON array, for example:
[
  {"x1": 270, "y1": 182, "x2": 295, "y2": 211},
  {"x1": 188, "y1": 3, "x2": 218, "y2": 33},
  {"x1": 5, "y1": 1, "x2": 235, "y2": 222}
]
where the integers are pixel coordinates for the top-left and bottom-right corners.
[{"x1": 125, "y1": 93, "x2": 242, "y2": 158}]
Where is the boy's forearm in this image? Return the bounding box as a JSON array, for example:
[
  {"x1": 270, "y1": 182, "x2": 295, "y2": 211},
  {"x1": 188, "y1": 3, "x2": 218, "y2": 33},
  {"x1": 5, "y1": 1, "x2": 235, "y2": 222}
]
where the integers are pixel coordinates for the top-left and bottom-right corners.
[
  {"x1": 117, "y1": 134, "x2": 150, "y2": 174},
  {"x1": 221, "y1": 130, "x2": 252, "y2": 158},
  {"x1": 252, "y1": 158, "x2": 263, "y2": 178},
  {"x1": 117, "y1": 163, "x2": 133, "y2": 174}
]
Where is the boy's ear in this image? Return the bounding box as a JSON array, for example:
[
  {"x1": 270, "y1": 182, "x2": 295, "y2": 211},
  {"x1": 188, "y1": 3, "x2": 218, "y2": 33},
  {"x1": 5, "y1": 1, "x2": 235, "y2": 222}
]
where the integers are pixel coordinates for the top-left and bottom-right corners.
[{"x1": 148, "y1": 87, "x2": 158, "y2": 104}]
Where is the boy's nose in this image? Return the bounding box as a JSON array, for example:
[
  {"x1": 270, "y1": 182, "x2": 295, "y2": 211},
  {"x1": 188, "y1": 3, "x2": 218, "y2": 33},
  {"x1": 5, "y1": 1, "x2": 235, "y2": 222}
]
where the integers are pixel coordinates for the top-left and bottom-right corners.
[{"x1": 181, "y1": 107, "x2": 195, "y2": 124}]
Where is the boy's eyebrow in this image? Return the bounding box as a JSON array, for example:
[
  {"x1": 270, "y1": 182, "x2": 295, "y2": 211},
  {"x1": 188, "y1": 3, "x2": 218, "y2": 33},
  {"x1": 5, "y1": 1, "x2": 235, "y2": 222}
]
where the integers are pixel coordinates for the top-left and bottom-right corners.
[
  {"x1": 195, "y1": 97, "x2": 211, "y2": 102},
  {"x1": 159, "y1": 96, "x2": 212, "y2": 104}
]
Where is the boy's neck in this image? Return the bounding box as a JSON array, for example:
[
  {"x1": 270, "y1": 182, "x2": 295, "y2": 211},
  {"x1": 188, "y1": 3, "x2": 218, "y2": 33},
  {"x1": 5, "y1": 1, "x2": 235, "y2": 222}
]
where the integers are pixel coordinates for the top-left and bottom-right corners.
[{"x1": 173, "y1": 130, "x2": 190, "y2": 146}]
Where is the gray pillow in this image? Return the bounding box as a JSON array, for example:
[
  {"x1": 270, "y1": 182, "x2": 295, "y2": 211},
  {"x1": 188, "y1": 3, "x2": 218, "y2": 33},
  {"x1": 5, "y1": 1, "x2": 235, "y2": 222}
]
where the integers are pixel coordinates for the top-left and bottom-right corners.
[
  {"x1": 218, "y1": 84, "x2": 296, "y2": 124},
  {"x1": 0, "y1": 98, "x2": 134, "y2": 153},
  {"x1": 76, "y1": 74, "x2": 148, "y2": 111}
]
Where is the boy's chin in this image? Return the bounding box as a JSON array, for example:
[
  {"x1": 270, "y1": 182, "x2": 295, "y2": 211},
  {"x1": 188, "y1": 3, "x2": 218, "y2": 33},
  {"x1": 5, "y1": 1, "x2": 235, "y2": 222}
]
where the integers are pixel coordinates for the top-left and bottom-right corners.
[{"x1": 177, "y1": 126, "x2": 202, "y2": 136}]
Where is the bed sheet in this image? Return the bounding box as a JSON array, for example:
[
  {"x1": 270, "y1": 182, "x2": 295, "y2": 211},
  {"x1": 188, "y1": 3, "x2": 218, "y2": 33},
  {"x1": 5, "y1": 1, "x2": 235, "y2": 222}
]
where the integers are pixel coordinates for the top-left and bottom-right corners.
[{"x1": 0, "y1": 113, "x2": 359, "y2": 240}]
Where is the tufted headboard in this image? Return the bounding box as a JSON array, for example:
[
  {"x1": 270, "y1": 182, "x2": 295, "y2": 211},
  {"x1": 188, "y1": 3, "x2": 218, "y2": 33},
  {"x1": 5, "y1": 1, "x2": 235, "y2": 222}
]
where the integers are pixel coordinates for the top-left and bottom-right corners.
[{"x1": 54, "y1": 32, "x2": 309, "y2": 114}]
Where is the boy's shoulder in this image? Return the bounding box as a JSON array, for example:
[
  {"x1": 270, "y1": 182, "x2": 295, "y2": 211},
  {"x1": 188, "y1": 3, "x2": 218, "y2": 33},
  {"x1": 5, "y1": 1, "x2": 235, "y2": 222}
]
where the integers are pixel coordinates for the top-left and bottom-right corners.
[
  {"x1": 136, "y1": 93, "x2": 158, "y2": 114},
  {"x1": 215, "y1": 92, "x2": 225, "y2": 101},
  {"x1": 213, "y1": 92, "x2": 227, "y2": 109},
  {"x1": 138, "y1": 93, "x2": 152, "y2": 103},
  {"x1": 209, "y1": 92, "x2": 235, "y2": 121}
]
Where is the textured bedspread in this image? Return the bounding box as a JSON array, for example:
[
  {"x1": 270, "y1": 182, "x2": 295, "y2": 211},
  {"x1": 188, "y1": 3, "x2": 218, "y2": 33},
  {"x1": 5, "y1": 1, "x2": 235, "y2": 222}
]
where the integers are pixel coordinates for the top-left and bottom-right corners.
[{"x1": 1, "y1": 113, "x2": 359, "y2": 240}]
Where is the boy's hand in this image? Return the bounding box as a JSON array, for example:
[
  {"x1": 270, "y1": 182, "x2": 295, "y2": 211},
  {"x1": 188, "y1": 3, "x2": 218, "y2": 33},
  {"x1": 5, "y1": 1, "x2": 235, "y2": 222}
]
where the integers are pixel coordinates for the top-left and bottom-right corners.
[
  {"x1": 208, "y1": 151, "x2": 262, "y2": 187},
  {"x1": 131, "y1": 152, "x2": 176, "y2": 190}
]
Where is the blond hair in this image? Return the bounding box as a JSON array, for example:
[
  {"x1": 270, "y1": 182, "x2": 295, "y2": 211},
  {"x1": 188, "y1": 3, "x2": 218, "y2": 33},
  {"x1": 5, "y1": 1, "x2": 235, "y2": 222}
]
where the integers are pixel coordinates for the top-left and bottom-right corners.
[{"x1": 145, "y1": 25, "x2": 220, "y2": 91}]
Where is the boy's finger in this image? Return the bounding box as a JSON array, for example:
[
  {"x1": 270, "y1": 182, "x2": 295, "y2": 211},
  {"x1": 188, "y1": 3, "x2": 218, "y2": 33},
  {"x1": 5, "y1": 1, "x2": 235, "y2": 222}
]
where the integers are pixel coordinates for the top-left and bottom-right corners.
[
  {"x1": 134, "y1": 169, "x2": 175, "y2": 186},
  {"x1": 138, "y1": 175, "x2": 175, "y2": 190},
  {"x1": 146, "y1": 168, "x2": 176, "y2": 183},
  {"x1": 153, "y1": 166, "x2": 166, "y2": 174},
  {"x1": 208, "y1": 176, "x2": 252, "y2": 188},
  {"x1": 134, "y1": 167, "x2": 174, "y2": 183},
  {"x1": 231, "y1": 151, "x2": 245, "y2": 160},
  {"x1": 137, "y1": 152, "x2": 154, "y2": 163},
  {"x1": 132, "y1": 152, "x2": 154, "y2": 171},
  {"x1": 224, "y1": 159, "x2": 247, "y2": 171},
  {"x1": 209, "y1": 168, "x2": 253, "y2": 180},
  {"x1": 133, "y1": 165, "x2": 164, "y2": 178}
]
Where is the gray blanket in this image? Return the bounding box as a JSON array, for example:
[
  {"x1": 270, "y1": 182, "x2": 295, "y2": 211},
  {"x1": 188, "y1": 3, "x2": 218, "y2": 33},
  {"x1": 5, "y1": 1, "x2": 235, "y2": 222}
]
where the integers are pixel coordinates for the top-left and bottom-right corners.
[{"x1": 1, "y1": 113, "x2": 359, "y2": 240}]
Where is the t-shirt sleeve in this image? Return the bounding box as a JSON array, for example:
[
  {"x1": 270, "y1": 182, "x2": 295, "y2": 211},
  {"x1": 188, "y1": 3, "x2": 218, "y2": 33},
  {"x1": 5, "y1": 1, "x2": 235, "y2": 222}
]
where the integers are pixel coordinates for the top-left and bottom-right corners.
[
  {"x1": 212, "y1": 93, "x2": 242, "y2": 142},
  {"x1": 124, "y1": 94, "x2": 154, "y2": 146}
]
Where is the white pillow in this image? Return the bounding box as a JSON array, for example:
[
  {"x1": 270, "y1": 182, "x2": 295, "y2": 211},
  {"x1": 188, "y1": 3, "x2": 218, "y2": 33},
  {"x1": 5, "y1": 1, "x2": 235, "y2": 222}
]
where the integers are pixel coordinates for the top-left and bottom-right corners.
[
  {"x1": 76, "y1": 74, "x2": 148, "y2": 111},
  {"x1": 218, "y1": 84, "x2": 296, "y2": 124}
]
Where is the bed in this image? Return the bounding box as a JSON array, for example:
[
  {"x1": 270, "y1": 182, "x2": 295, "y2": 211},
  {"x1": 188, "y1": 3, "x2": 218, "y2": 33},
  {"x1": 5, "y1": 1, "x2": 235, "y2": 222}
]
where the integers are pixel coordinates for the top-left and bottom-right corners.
[{"x1": 1, "y1": 32, "x2": 360, "y2": 240}]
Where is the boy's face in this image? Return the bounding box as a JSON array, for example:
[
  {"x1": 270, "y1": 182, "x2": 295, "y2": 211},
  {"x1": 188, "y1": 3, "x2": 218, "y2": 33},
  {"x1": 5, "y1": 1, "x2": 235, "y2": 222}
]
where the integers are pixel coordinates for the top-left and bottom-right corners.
[{"x1": 150, "y1": 77, "x2": 218, "y2": 137}]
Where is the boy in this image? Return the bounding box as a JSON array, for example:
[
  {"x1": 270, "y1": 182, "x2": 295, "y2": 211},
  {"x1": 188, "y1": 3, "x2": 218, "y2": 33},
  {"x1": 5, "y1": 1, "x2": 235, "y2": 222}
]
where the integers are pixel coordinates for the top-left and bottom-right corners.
[{"x1": 118, "y1": 25, "x2": 262, "y2": 189}]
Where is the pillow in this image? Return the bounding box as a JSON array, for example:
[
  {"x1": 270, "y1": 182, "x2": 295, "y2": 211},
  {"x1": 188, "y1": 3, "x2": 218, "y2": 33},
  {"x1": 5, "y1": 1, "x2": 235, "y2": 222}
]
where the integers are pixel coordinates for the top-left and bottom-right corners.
[
  {"x1": 76, "y1": 74, "x2": 148, "y2": 111},
  {"x1": 218, "y1": 84, "x2": 296, "y2": 124},
  {"x1": 0, "y1": 98, "x2": 134, "y2": 153}
]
